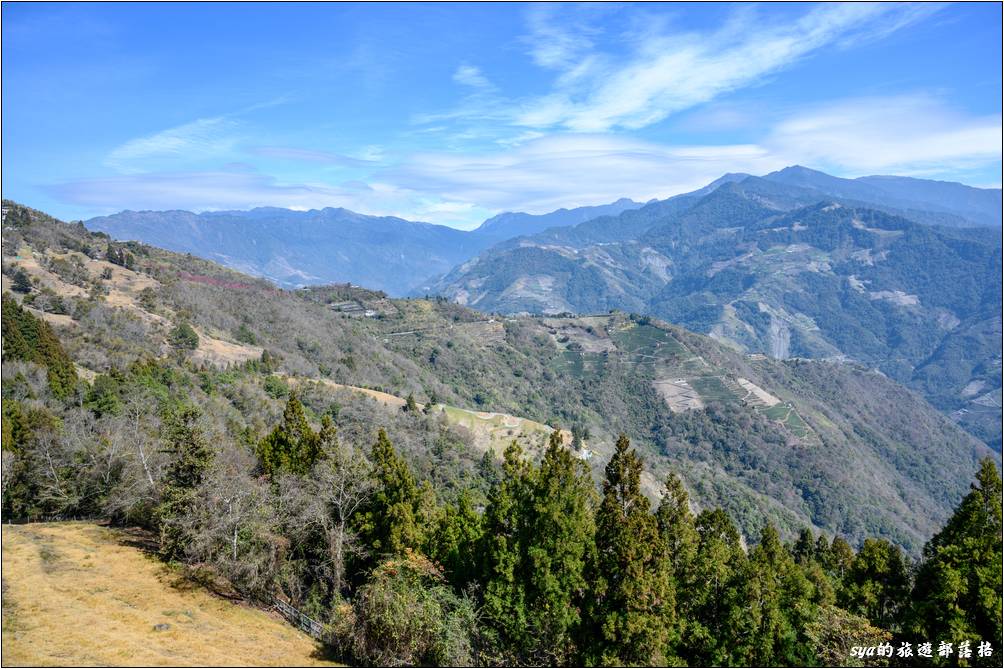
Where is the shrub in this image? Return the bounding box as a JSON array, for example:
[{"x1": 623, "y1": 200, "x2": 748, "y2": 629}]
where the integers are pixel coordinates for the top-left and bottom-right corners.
[
  {"x1": 343, "y1": 550, "x2": 477, "y2": 667},
  {"x1": 168, "y1": 321, "x2": 199, "y2": 350},
  {"x1": 11, "y1": 269, "x2": 32, "y2": 294}
]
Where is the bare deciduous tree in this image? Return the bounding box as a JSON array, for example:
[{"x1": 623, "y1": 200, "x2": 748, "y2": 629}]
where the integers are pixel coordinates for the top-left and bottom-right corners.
[
  {"x1": 103, "y1": 389, "x2": 167, "y2": 526},
  {"x1": 280, "y1": 436, "x2": 374, "y2": 598},
  {"x1": 182, "y1": 443, "x2": 281, "y2": 600}
]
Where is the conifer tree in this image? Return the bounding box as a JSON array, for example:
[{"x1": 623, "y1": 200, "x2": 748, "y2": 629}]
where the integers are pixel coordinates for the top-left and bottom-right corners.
[
  {"x1": 318, "y1": 414, "x2": 338, "y2": 451},
  {"x1": 168, "y1": 321, "x2": 199, "y2": 350},
  {"x1": 737, "y1": 524, "x2": 815, "y2": 666},
  {"x1": 656, "y1": 472, "x2": 699, "y2": 590},
  {"x1": 11, "y1": 269, "x2": 32, "y2": 294},
  {"x1": 686, "y1": 508, "x2": 748, "y2": 665},
  {"x1": 793, "y1": 528, "x2": 816, "y2": 565},
  {"x1": 360, "y1": 429, "x2": 427, "y2": 556},
  {"x1": 838, "y1": 537, "x2": 910, "y2": 632},
  {"x1": 2, "y1": 294, "x2": 78, "y2": 398},
  {"x1": 428, "y1": 490, "x2": 484, "y2": 589},
  {"x1": 480, "y1": 432, "x2": 596, "y2": 665},
  {"x1": 256, "y1": 393, "x2": 322, "y2": 476},
  {"x1": 825, "y1": 535, "x2": 855, "y2": 581},
  {"x1": 480, "y1": 441, "x2": 535, "y2": 663},
  {"x1": 158, "y1": 405, "x2": 213, "y2": 560},
  {"x1": 907, "y1": 457, "x2": 1002, "y2": 664},
  {"x1": 523, "y1": 430, "x2": 596, "y2": 665},
  {"x1": 587, "y1": 435, "x2": 676, "y2": 666}
]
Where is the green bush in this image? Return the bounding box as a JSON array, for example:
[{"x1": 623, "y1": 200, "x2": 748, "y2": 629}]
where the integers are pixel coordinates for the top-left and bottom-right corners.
[
  {"x1": 168, "y1": 321, "x2": 199, "y2": 350},
  {"x1": 262, "y1": 375, "x2": 289, "y2": 399},
  {"x1": 344, "y1": 551, "x2": 477, "y2": 666}
]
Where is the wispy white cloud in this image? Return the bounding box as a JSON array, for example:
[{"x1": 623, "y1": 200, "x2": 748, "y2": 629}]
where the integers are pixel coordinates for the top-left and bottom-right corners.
[
  {"x1": 104, "y1": 96, "x2": 296, "y2": 173},
  {"x1": 522, "y1": 3, "x2": 606, "y2": 70},
  {"x1": 513, "y1": 3, "x2": 944, "y2": 132},
  {"x1": 453, "y1": 64, "x2": 493, "y2": 90},
  {"x1": 250, "y1": 146, "x2": 376, "y2": 166},
  {"x1": 422, "y1": 4, "x2": 945, "y2": 136},
  {"x1": 106, "y1": 117, "x2": 240, "y2": 172},
  {"x1": 765, "y1": 94, "x2": 1002, "y2": 175},
  {"x1": 61, "y1": 92, "x2": 1000, "y2": 229},
  {"x1": 46, "y1": 167, "x2": 495, "y2": 228},
  {"x1": 48, "y1": 168, "x2": 413, "y2": 217},
  {"x1": 387, "y1": 93, "x2": 1002, "y2": 219},
  {"x1": 384, "y1": 133, "x2": 785, "y2": 214}
]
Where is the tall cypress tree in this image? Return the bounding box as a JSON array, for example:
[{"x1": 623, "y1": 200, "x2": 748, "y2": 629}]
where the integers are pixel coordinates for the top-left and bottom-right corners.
[
  {"x1": 359, "y1": 429, "x2": 427, "y2": 556},
  {"x1": 907, "y1": 457, "x2": 1002, "y2": 665},
  {"x1": 587, "y1": 435, "x2": 676, "y2": 666},
  {"x1": 256, "y1": 392, "x2": 322, "y2": 476},
  {"x1": 655, "y1": 471, "x2": 699, "y2": 664},
  {"x1": 480, "y1": 441, "x2": 535, "y2": 664},
  {"x1": 686, "y1": 508, "x2": 748, "y2": 666},
  {"x1": 523, "y1": 430, "x2": 596, "y2": 666},
  {"x1": 480, "y1": 432, "x2": 596, "y2": 665},
  {"x1": 428, "y1": 489, "x2": 484, "y2": 590},
  {"x1": 737, "y1": 524, "x2": 815, "y2": 666},
  {"x1": 839, "y1": 537, "x2": 910, "y2": 632},
  {"x1": 157, "y1": 405, "x2": 213, "y2": 560},
  {"x1": 656, "y1": 472, "x2": 699, "y2": 592}
]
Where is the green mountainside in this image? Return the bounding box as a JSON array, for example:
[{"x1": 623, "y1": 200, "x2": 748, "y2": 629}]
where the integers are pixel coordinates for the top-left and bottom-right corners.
[
  {"x1": 432, "y1": 178, "x2": 1003, "y2": 447},
  {"x1": 2, "y1": 200, "x2": 995, "y2": 554}
]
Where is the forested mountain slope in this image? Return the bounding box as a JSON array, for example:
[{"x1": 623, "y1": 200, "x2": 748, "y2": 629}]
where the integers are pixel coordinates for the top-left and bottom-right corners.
[
  {"x1": 2, "y1": 200, "x2": 994, "y2": 554},
  {"x1": 432, "y1": 178, "x2": 1003, "y2": 447}
]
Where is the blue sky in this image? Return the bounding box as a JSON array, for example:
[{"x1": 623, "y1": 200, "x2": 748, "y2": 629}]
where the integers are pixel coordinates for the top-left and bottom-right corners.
[{"x1": 3, "y1": 2, "x2": 1001, "y2": 229}]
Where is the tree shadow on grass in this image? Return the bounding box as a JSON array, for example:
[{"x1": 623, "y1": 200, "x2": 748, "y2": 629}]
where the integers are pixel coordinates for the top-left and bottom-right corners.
[{"x1": 112, "y1": 524, "x2": 160, "y2": 555}]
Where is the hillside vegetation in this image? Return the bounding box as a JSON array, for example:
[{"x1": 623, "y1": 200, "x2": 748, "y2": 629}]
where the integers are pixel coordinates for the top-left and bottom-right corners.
[
  {"x1": 1, "y1": 200, "x2": 994, "y2": 551},
  {"x1": 1, "y1": 522, "x2": 335, "y2": 667},
  {"x1": 1, "y1": 200, "x2": 1001, "y2": 666}
]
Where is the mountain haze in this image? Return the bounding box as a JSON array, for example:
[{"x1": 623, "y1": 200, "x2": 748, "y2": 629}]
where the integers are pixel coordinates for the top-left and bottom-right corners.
[
  {"x1": 85, "y1": 199, "x2": 645, "y2": 296},
  {"x1": 471, "y1": 198, "x2": 646, "y2": 243}
]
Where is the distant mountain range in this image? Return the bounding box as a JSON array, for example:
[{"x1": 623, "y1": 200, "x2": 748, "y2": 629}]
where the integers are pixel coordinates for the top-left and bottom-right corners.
[
  {"x1": 83, "y1": 167, "x2": 1002, "y2": 444},
  {"x1": 85, "y1": 199, "x2": 647, "y2": 295},
  {"x1": 765, "y1": 166, "x2": 1002, "y2": 227},
  {"x1": 84, "y1": 167, "x2": 999, "y2": 295},
  {"x1": 431, "y1": 169, "x2": 1002, "y2": 447},
  {"x1": 472, "y1": 197, "x2": 647, "y2": 243}
]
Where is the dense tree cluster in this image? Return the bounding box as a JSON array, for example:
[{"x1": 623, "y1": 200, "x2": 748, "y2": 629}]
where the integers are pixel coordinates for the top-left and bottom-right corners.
[
  {"x1": 3, "y1": 349, "x2": 999, "y2": 667},
  {"x1": 2, "y1": 295, "x2": 78, "y2": 398}
]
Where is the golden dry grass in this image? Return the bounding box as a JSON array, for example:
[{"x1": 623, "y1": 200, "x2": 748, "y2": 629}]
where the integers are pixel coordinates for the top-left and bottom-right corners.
[
  {"x1": 1, "y1": 522, "x2": 338, "y2": 667},
  {"x1": 192, "y1": 330, "x2": 263, "y2": 367}
]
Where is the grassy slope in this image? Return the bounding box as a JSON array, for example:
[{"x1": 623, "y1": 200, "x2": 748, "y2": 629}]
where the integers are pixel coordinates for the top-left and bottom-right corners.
[{"x1": 1, "y1": 522, "x2": 337, "y2": 667}]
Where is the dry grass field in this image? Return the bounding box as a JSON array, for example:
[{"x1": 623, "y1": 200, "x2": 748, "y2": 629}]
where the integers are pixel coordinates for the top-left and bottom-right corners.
[{"x1": 1, "y1": 522, "x2": 338, "y2": 667}]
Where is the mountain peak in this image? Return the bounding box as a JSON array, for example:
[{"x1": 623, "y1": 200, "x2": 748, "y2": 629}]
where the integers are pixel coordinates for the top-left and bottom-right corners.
[{"x1": 766, "y1": 165, "x2": 829, "y2": 179}]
